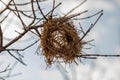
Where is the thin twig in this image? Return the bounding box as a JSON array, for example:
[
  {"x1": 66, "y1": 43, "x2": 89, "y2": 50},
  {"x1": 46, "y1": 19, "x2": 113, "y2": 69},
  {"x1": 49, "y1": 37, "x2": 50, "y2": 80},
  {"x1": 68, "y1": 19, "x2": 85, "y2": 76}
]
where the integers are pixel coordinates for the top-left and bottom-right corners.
[
  {"x1": 76, "y1": 54, "x2": 120, "y2": 57},
  {"x1": 6, "y1": 39, "x2": 39, "y2": 51},
  {"x1": 7, "y1": 50, "x2": 26, "y2": 65},
  {"x1": 50, "y1": 0, "x2": 55, "y2": 18},
  {"x1": 36, "y1": 0, "x2": 48, "y2": 21},
  {"x1": 0, "y1": 0, "x2": 12, "y2": 14},
  {"x1": 16, "y1": 51, "x2": 24, "y2": 61},
  {"x1": 79, "y1": 22, "x2": 85, "y2": 34},
  {"x1": 0, "y1": 64, "x2": 11, "y2": 73},
  {"x1": 81, "y1": 56, "x2": 97, "y2": 59},
  {"x1": 12, "y1": 0, "x2": 26, "y2": 29},
  {"x1": 58, "y1": 10, "x2": 88, "y2": 24},
  {"x1": 28, "y1": 0, "x2": 37, "y2": 27},
  {"x1": 68, "y1": 10, "x2": 88, "y2": 20},
  {"x1": 0, "y1": 11, "x2": 11, "y2": 23},
  {"x1": 2, "y1": 23, "x2": 43, "y2": 50},
  {"x1": 10, "y1": 0, "x2": 47, "y2": 6},
  {"x1": 64, "y1": 0, "x2": 87, "y2": 17},
  {"x1": 18, "y1": 10, "x2": 40, "y2": 20},
  {"x1": 6, "y1": 62, "x2": 18, "y2": 77},
  {"x1": 0, "y1": 26, "x2": 3, "y2": 48},
  {"x1": 11, "y1": 9, "x2": 39, "y2": 12},
  {"x1": 73, "y1": 10, "x2": 103, "y2": 20},
  {"x1": 3, "y1": 29, "x2": 29, "y2": 49},
  {"x1": 80, "y1": 13, "x2": 103, "y2": 41},
  {"x1": 35, "y1": 29, "x2": 41, "y2": 37},
  {"x1": 34, "y1": 2, "x2": 62, "y2": 25},
  {"x1": 7, "y1": 7, "x2": 40, "y2": 19}
]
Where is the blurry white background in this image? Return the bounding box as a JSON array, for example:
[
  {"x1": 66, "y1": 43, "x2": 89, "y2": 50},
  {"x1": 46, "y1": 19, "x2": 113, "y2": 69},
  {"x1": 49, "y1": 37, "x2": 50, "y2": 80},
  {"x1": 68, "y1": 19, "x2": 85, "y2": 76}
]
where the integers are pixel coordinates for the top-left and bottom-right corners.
[{"x1": 0, "y1": 0, "x2": 120, "y2": 80}]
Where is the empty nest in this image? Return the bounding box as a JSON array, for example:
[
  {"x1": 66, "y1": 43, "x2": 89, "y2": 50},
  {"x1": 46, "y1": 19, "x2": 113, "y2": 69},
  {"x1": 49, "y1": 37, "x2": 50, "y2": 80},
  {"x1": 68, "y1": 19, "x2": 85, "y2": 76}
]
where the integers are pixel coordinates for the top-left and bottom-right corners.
[
  {"x1": 41, "y1": 17, "x2": 83, "y2": 65},
  {"x1": 40, "y1": 0, "x2": 103, "y2": 66}
]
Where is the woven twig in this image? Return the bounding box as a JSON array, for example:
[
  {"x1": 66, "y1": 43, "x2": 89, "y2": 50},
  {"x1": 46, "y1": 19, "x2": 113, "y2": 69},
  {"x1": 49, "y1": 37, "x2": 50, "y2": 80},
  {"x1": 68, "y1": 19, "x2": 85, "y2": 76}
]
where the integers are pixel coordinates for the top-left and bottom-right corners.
[{"x1": 41, "y1": 17, "x2": 83, "y2": 65}]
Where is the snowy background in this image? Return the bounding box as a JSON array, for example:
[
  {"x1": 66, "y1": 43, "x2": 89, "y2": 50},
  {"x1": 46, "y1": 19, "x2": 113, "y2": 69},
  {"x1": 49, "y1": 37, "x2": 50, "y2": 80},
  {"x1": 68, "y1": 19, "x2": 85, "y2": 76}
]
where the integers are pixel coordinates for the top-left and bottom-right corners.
[{"x1": 0, "y1": 0, "x2": 120, "y2": 80}]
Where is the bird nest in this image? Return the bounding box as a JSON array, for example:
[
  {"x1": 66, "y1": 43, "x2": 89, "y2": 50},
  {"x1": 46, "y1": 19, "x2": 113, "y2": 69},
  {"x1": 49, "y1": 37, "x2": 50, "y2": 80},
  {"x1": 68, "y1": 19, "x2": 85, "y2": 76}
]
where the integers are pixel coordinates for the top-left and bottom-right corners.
[{"x1": 41, "y1": 18, "x2": 83, "y2": 65}]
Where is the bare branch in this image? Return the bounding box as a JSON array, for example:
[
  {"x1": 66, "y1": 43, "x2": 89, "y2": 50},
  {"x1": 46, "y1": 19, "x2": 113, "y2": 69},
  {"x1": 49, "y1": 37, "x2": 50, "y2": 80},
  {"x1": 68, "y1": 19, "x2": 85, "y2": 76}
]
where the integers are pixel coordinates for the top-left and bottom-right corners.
[
  {"x1": 0, "y1": 11, "x2": 11, "y2": 23},
  {"x1": 36, "y1": 0, "x2": 48, "y2": 21},
  {"x1": 64, "y1": 0, "x2": 87, "y2": 17},
  {"x1": 0, "y1": 26, "x2": 3, "y2": 48},
  {"x1": 0, "y1": 0, "x2": 13, "y2": 14},
  {"x1": 12, "y1": 0, "x2": 27, "y2": 29},
  {"x1": 79, "y1": 22, "x2": 85, "y2": 34},
  {"x1": 50, "y1": 0, "x2": 55, "y2": 18},
  {"x1": 6, "y1": 39, "x2": 39, "y2": 51},
  {"x1": 73, "y1": 10, "x2": 104, "y2": 20},
  {"x1": 34, "y1": 2, "x2": 61, "y2": 25},
  {"x1": 76, "y1": 54, "x2": 120, "y2": 58},
  {"x1": 0, "y1": 64, "x2": 11, "y2": 73},
  {"x1": 80, "y1": 13, "x2": 103, "y2": 41},
  {"x1": 27, "y1": 0, "x2": 37, "y2": 27},
  {"x1": 10, "y1": 0, "x2": 47, "y2": 6},
  {"x1": 3, "y1": 29, "x2": 29, "y2": 49},
  {"x1": 7, "y1": 50, "x2": 26, "y2": 65}
]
